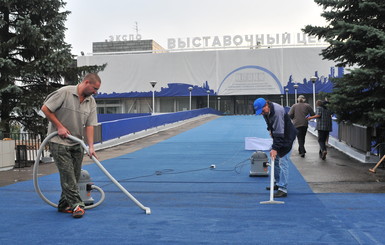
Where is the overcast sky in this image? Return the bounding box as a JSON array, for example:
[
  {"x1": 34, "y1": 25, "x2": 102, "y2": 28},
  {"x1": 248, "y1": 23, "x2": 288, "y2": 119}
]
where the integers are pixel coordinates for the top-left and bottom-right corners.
[{"x1": 64, "y1": 0, "x2": 328, "y2": 55}]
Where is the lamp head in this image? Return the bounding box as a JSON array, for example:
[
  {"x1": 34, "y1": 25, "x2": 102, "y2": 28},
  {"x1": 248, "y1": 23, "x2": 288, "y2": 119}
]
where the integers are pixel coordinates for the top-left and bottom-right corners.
[
  {"x1": 310, "y1": 76, "x2": 317, "y2": 83},
  {"x1": 150, "y1": 81, "x2": 157, "y2": 87}
]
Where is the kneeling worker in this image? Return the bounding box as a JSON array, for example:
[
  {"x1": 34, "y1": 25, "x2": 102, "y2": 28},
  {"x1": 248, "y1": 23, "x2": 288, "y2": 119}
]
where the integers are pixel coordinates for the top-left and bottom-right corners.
[{"x1": 253, "y1": 98, "x2": 297, "y2": 198}]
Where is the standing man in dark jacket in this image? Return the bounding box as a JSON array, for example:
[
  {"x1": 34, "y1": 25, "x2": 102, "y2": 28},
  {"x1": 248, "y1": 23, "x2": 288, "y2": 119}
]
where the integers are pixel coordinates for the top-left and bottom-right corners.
[{"x1": 254, "y1": 98, "x2": 297, "y2": 198}]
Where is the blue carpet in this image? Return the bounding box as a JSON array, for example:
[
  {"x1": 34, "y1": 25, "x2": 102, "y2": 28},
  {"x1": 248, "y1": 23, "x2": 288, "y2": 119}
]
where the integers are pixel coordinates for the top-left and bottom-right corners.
[{"x1": 1, "y1": 115, "x2": 384, "y2": 244}]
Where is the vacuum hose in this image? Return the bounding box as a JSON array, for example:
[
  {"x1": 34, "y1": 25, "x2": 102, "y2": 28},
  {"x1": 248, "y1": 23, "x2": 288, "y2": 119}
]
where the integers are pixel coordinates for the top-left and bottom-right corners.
[{"x1": 33, "y1": 132, "x2": 151, "y2": 215}]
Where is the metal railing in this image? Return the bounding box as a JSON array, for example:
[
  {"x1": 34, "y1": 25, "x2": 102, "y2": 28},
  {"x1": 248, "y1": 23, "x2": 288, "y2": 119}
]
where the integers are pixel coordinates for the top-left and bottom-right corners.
[
  {"x1": 338, "y1": 122, "x2": 372, "y2": 153},
  {"x1": 0, "y1": 126, "x2": 103, "y2": 168},
  {"x1": 1, "y1": 132, "x2": 45, "y2": 168}
]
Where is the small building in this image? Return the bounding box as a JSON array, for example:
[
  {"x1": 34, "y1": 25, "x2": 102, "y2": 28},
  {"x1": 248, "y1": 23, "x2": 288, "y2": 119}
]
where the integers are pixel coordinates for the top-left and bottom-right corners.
[{"x1": 92, "y1": 39, "x2": 166, "y2": 54}]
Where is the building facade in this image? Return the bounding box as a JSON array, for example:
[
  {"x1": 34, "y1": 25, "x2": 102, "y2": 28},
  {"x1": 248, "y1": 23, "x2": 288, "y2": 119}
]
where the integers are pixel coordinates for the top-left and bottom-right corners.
[{"x1": 78, "y1": 40, "x2": 340, "y2": 114}]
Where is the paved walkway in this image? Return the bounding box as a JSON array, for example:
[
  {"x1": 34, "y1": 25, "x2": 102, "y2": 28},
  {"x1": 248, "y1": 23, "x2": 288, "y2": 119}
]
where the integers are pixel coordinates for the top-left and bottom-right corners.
[{"x1": 292, "y1": 130, "x2": 385, "y2": 193}]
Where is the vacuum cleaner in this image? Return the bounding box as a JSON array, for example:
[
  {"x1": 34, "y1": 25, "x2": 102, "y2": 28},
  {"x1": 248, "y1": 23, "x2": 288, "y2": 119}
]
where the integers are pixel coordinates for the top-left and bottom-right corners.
[
  {"x1": 249, "y1": 151, "x2": 269, "y2": 177},
  {"x1": 33, "y1": 132, "x2": 151, "y2": 214}
]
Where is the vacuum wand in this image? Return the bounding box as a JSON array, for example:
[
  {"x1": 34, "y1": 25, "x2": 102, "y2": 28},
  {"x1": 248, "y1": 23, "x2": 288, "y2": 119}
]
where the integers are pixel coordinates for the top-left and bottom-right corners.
[
  {"x1": 260, "y1": 156, "x2": 284, "y2": 205},
  {"x1": 67, "y1": 134, "x2": 151, "y2": 214},
  {"x1": 33, "y1": 132, "x2": 151, "y2": 215}
]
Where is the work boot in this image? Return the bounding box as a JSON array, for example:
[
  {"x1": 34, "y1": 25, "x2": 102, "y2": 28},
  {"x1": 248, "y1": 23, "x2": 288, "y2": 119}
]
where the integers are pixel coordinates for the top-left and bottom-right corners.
[
  {"x1": 274, "y1": 190, "x2": 287, "y2": 198},
  {"x1": 72, "y1": 205, "x2": 85, "y2": 218},
  {"x1": 321, "y1": 151, "x2": 327, "y2": 160}
]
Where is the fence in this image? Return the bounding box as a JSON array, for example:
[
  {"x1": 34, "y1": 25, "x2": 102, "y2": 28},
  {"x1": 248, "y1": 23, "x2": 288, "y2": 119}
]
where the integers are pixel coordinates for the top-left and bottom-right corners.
[
  {"x1": 1, "y1": 108, "x2": 221, "y2": 168},
  {"x1": 99, "y1": 108, "x2": 221, "y2": 142},
  {"x1": 1, "y1": 132, "x2": 47, "y2": 168},
  {"x1": 336, "y1": 122, "x2": 385, "y2": 158},
  {"x1": 338, "y1": 122, "x2": 372, "y2": 153}
]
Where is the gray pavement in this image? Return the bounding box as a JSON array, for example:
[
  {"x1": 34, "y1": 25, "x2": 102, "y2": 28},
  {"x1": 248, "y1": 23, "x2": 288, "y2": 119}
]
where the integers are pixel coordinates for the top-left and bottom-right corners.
[
  {"x1": 292, "y1": 131, "x2": 385, "y2": 193},
  {"x1": 1, "y1": 115, "x2": 385, "y2": 193}
]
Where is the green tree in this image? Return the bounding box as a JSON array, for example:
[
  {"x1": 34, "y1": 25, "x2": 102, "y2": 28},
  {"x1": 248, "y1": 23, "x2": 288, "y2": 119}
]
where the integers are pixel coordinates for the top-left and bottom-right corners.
[
  {"x1": 303, "y1": 0, "x2": 385, "y2": 127},
  {"x1": 0, "y1": 0, "x2": 105, "y2": 135}
]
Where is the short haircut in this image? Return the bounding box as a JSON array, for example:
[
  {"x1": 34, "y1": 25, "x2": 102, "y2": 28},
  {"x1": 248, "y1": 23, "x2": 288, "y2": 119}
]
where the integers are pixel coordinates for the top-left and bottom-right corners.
[
  {"x1": 297, "y1": 95, "x2": 306, "y2": 103},
  {"x1": 316, "y1": 100, "x2": 323, "y2": 107},
  {"x1": 83, "y1": 73, "x2": 101, "y2": 84}
]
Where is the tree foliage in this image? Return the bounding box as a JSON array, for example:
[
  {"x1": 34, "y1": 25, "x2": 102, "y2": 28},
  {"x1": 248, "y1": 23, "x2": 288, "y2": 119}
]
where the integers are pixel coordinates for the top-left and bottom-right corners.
[
  {"x1": 0, "y1": 0, "x2": 105, "y2": 134},
  {"x1": 303, "y1": 0, "x2": 385, "y2": 127}
]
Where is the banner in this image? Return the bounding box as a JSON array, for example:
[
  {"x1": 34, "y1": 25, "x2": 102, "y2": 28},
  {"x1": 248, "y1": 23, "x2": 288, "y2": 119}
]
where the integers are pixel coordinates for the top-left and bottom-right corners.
[{"x1": 77, "y1": 47, "x2": 338, "y2": 97}]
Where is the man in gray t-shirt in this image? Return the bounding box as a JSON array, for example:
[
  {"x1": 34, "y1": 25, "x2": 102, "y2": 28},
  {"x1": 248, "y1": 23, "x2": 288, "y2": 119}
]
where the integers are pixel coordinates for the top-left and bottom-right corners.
[{"x1": 41, "y1": 73, "x2": 101, "y2": 218}]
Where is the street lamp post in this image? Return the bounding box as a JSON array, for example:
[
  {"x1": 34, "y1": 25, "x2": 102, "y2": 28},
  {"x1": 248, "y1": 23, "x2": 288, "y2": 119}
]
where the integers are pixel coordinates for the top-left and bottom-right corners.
[
  {"x1": 188, "y1": 86, "x2": 193, "y2": 110},
  {"x1": 310, "y1": 76, "x2": 317, "y2": 110},
  {"x1": 217, "y1": 97, "x2": 221, "y2": 111},
  {"x1": 294, "y1": 84, "x2": 299, "y2": 103},
  {"x1": 285, "y1": 88, "x2": 289, "y2": 107},
  {"x1": 149, "y1": 81, "x2": 157, "y2": 114},
  {"x1": 207, "y1": 90, "x2": 210, "y2": 108}
]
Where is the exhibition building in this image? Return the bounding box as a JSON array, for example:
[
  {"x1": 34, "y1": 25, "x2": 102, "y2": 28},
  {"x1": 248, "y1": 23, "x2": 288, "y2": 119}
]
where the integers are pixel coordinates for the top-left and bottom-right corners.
[{"x1": 77, "y1": 34, "x2": 342, "y2": 114}]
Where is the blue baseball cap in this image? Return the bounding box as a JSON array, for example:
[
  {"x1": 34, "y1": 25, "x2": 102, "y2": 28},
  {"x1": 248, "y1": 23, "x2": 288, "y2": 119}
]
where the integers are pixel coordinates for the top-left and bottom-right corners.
[{"x1": 253, "y1": 98, "x2": 266, "y2": 115}]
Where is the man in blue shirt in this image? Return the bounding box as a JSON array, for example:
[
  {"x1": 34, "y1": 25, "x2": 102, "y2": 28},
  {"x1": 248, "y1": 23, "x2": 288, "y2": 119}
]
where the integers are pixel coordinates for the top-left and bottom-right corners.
[{"x1": 254, "y1": 98, "x2": 297, "y2": 198}]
